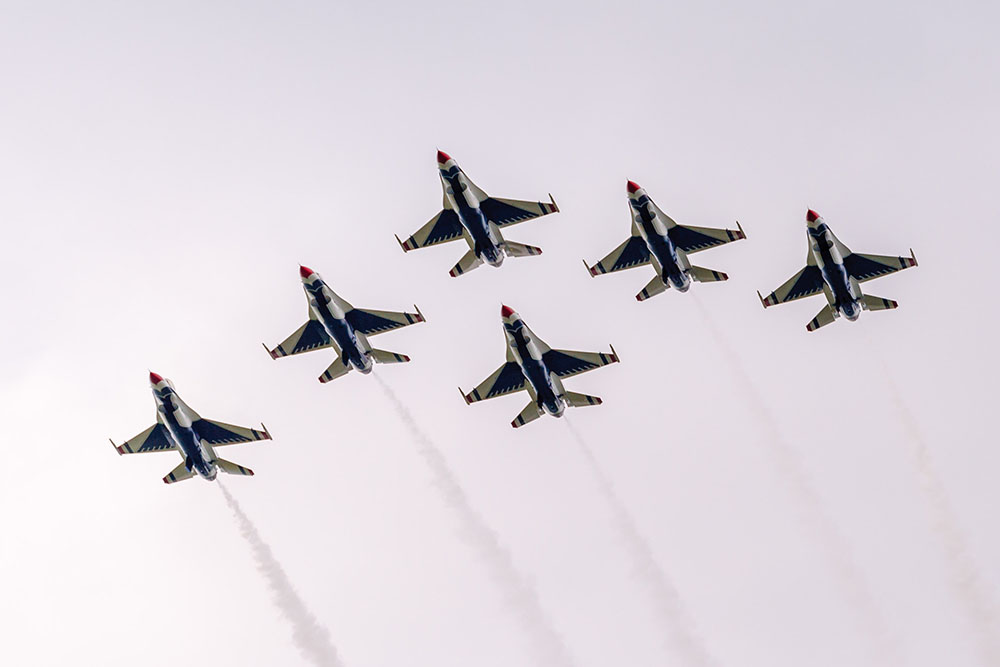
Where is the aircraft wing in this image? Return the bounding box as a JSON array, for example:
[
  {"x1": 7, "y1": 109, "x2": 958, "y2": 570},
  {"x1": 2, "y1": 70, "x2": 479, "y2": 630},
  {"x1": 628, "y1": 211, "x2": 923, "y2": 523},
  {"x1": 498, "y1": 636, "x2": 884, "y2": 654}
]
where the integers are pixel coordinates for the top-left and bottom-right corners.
[
  {"x1": 462, "y1": 362, "x2": 526, "y2": 404},
  {"x1": 759, "y1": 266, "x2": 825, "y2": 307},
  {"x1": 480, "y1": 196, "x2": 559, "y2": 228},
  {"x1": 587, "y1": 236, "x2": 651, "y2": 276},
  {"x1": 669, "y1": 223, "x2": 746, "y2": 254},
  {"x1": 267, "y1": 319, "x2": 333, "y2": 359},
  {"x1": 193, "y1": 420, "x2": 271, "y2": 446},
  {"x1": 543, "y1": 348, "x2": 619, "y2": 379},
  {"x1": 346, "y1": 307, "x2": 425, "y2": 337},
  {"x1": 397, "y1": 209, "x2": 465, "y2": 251},
  {"x1": 112, "y1": 423, "x2": 175, "y2": 455},
  {"x1": 844, "y1": 251, "x2": 917, "y2": 284}
]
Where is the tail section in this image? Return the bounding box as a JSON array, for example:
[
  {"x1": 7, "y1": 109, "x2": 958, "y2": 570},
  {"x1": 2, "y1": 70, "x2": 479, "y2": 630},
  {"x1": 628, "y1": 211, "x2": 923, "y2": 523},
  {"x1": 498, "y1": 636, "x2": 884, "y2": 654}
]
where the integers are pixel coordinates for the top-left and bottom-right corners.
[
  {"x1": 636, "y1": 274, "x2": 669, "y2": 302},
  {"x1": 503, "y1": 241, "x2": 543, "y2": 258},
  {"x1": 370, "y1": 348, "x2": 411, "y2": 364},
  {"x1": 319, "y1": 355, "x2": 351, "y2": 383},
  {"x1": 449, "y1": 249, "x2": 483, "y2": 277},
  {"x1": 163, "y1": 461, "x2": 196, "y2": 485},
  {"x1": 861, "y1": 294, "x2": 899, "y2": 312},
  {"x1": 215, "y1": 458, "x2": 254, "y2": 477},
  {"x1": 564, "y1": 391, "x2": 603, "y2": 408},
  {"x1": 511, "y1": 402, "x2": 543, "y2": 429},
  {"x1": 688, "y1": 265, "x2": 729, "y2": 283},
  {"x1": 806, "y1": 304, "x2": 838, "y2": 332}
]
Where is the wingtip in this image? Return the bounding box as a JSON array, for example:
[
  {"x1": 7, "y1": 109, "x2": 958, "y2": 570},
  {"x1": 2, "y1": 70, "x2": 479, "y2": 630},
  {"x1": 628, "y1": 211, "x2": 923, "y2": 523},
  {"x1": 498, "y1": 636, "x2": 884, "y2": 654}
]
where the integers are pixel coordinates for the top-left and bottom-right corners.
[
  {"x1": 757, "y1": 290, "x2": 769, "y2": 309},
  {"x1": 458, "y1": 387, "x2": 471, "y2": 405},
  {"x1": 262, "y1": 343, "x2": 277, "y2": 360},
  {"x1": 110, "y1": 438, "x2": 123, "y2": 456},
  {"x1": 910, "y1": 248, "x2": 918, "y2": 267},
  {"x1": 736, "y1": 220, "x2": 746, "y2": 239},
  {"x1": 609, "y1": 344, "x2": 620, "y2": 363},
  {"x1": 582, "y1": 259, "x2": 598, "y2": 277},
  {"x1": 414, "y1": 304, "x2": 426, "y2": 322},
  {"x1": 549, "y1": 193, "x2": 560, "y2": 213},
  {"x1": 395, "y1": 234, "x2": 410, "y2": 253},
  {"x1": 261, "y1": 423, "x2": 272, "y2": 440}
]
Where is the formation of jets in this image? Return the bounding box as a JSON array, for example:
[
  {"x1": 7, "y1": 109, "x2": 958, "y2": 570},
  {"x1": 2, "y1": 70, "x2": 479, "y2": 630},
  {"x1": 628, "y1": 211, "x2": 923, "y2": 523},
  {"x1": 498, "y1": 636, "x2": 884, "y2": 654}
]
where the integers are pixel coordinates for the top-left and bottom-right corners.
[{"x1": 113, "y1": 151, "x2": 919, "y2": 483}]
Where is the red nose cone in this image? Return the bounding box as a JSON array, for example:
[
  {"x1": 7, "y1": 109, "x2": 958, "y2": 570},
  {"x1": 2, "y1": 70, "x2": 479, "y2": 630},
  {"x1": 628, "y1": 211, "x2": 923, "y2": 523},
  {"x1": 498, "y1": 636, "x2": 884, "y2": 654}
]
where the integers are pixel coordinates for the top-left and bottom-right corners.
[
  {"x1": 627, "y1": 180, "x2": 641, "y2": 194},
  {"x1": 437, "y1": 150, "x2": 452, "y2": 164},
  {"x1": 500, "y1": 304, "x2": 515, "y2": 318},
  {"x1": 806, "y1": 209, "x2": 820, "y2": 222},
  {"x1": 299, "y1": 265, "x2": 314, "y2": 279},
  {"x1": 149, "y1": 372, "x2": 164, "y2": 385}
]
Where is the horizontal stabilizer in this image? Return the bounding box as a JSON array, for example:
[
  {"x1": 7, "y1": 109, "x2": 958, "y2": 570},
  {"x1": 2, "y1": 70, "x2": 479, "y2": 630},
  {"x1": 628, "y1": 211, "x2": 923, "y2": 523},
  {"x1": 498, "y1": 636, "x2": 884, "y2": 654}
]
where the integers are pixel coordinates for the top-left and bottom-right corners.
[
  {"x1": 215, "y1": 458, "x2": 254, "y2": 477},
  {"x1": 564, "y1": 391, "x2": 602, "y2": 408},
  {"x1": 688, "y1": 265, "x2": 729, "y2": 283},
  {"x1": 449, "y1": 249, "x2": 483, "y2": 278},
  {"x1": 370, "y1": 348, "x2": 411, "y2": 364},
  {"x1": 861, "y1": 294, "x2": 899, "y2": 312},
  {"x1": 511, "y1": 402, "x2": 543, "y2": 429},
  {"x1": 503, "y1": 241, "x2": 543, "y2": 258},
  {"x1": 163, "y1": 461, "x2": 196, "y2": 485},
  {"x1": 806, "y1": 304, "x2": 838, "y2": 332},
  {"x1": 636, "y1": 274, "x2": 669, "y2": 301},
  {"x1": 319, "y1": 356, "x2": 351, "y2": 383}
]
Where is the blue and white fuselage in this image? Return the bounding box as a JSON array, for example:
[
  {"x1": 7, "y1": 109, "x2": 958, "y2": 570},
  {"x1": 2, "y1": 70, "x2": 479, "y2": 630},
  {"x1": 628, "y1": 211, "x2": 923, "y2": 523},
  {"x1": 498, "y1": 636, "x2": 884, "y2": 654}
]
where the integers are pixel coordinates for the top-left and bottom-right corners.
[
  {"x1": 300, "y1": 267, "x2": 373, "y2": 374},
  {"x1": 150, "y1": 373, "x2": 218, "y2": 480},
  {"x1": 501, "y1": 306, "x2": 565, "y2": 417},
  {"x1": 627, "y1": 181, "x2": 692, "y2": 292},
  {"x1": 437, "y1": 152, "x2": 505, "y2": 267},
  {"x1": 806, "y1": 210, "x2": 863, "y2": 322}
]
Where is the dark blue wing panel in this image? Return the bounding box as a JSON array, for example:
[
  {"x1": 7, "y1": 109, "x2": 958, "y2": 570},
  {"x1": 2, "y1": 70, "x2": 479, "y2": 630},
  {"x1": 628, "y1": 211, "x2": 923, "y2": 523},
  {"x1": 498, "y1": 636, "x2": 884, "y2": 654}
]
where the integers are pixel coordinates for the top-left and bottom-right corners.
[
  {"x1": 424, "y1": 209, "x2": 464, "y2": 246},
  {"x1": 469, "y1": 362, "x2": 526, "y2": 401},
  {"x1": 346, "y1": 310, "x2": 411, "y2": 335},
  {"x1": 135, "y1": 424, "x2": 173, "y2": 453},
  {"x1": 612, "y1": 237, "x2": 651, "y2": 272},
  {"x1": 291, "y1": 320, "x2": 331, "y2": 355},
  {"x1": 480, "y1": 198, "x2": 544, "y2": 227},
  {"x1": 542, "y1": 350, "x2": 600, "y2": 378},
  {"x1": 669, "y1": 226, "x2": 727, "y2": 252},
  {"x1": 843, "y1": 254, "x2": 902, "y2": 281},
  {"x1": 785, "y1": 266, "x2": 825, "y2": 301}
]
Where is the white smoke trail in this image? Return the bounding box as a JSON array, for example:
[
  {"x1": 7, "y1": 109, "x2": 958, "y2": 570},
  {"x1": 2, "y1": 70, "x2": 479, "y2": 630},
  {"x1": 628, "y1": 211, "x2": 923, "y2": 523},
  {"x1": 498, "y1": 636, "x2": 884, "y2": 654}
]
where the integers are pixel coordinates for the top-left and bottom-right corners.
[
  {"x1": 691, "y1": 296, "x2": 897, "y2": 662},
  {"x1": 219, "y1": 482, "x2": 345, "y2": 667},
  {"x1": 876, "y1": 359, "x2": 1000, "y2": 665},
  {"x1": 374, "y1": 374, "x2": 576, "y2": 667},
  {"x1": 564, "y1": 418, "x2": 719, "y2": 667}
]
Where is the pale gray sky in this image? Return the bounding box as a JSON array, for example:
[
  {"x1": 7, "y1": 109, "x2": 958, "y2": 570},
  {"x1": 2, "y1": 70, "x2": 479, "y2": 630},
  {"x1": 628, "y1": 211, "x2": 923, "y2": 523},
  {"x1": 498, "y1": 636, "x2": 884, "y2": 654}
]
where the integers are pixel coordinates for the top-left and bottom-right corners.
[{"x1": 1, "y1": 1, "x2": 998, "y2": 665}]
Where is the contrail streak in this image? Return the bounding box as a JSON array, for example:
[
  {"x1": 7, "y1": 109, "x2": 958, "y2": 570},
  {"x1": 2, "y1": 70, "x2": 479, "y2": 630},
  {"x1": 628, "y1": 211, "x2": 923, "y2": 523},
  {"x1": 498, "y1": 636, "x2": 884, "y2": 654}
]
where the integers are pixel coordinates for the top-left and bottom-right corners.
[
  {"x1": 564, "y1": 418, "x2": 718, "y2": 666},
  {"x1": 692, "y1": 296, "x2": 897, "y2": 662},
  {"x1": 219, "y1": 482, "x2": 345, "y2": 667},
  {"x1": 374, "y1": 374, "x2": 576, "y2": 667},
  {"x1": 876, "y1": 359, "x2": 1000, "y2": 665}
]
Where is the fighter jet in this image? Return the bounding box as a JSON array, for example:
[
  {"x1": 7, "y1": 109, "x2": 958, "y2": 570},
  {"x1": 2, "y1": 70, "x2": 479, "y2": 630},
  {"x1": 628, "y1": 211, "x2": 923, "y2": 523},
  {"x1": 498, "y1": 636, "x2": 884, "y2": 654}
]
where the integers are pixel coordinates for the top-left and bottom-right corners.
[
  {"x1": 585, "y1": 181, "x2": 746, "y2": 301},
  {"x1": 757, "y1": 209, "x2": 918, "y2": 331},
  {"x1": 395, "y1": 151, "x2": 560, "y2": 277},
  {"x1": 111, "y1": 373, "x2": 271, "y2": 484},
  {"x1": 460, "y1": 305, "x2": 619, "y2": 428},
  {"x1": 265, "y1": 266, "x2": 426, "y2": 383}
]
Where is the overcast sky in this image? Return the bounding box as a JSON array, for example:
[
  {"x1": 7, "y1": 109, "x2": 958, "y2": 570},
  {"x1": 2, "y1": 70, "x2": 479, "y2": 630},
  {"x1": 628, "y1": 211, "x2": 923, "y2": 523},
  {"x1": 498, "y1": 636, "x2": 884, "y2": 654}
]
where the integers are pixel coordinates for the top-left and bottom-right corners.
[{"x1": 1, "y1": 1, "x2": 998, "y2": 665}]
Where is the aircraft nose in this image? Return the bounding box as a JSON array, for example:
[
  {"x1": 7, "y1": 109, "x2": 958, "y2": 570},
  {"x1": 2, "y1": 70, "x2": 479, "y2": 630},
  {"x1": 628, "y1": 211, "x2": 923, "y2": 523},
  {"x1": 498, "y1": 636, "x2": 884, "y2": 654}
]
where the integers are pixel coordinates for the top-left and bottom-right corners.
[
  {"x1": 437, "y1": 150, "x2": 452, "y2": 164},
  {"x1": 501, "y1": 304, "x2": 515, "y2": 318},
  {"x1": 299, "y1": 265, "x2": 315, "y2": 279},
  {"x1": 806, "y1": 209, "x2": 820, "y2": 223},
  {"x1": 627, "y1": 180, "x2": 641, "y2": 194},
  {"x1": 149, "y1": 371, "x2": 164, "y2": 385}
]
